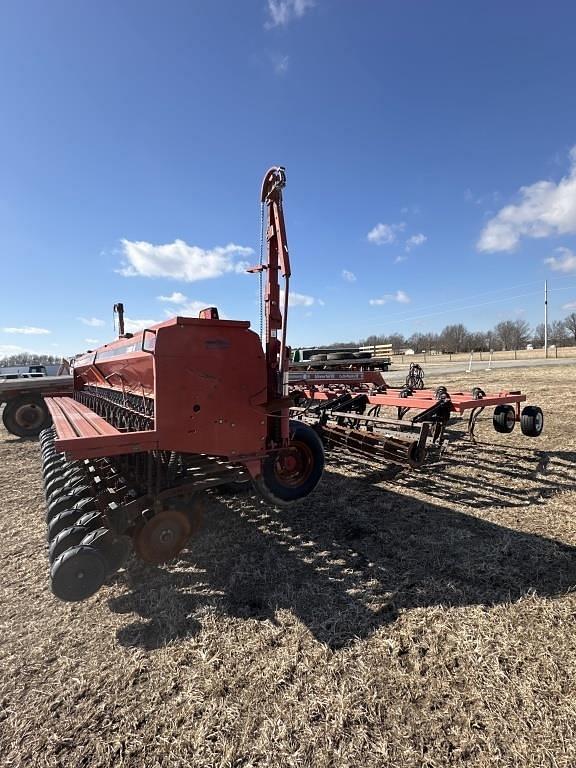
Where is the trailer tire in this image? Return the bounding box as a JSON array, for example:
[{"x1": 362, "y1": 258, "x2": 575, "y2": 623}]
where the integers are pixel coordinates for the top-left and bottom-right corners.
[
  {"x1": 520, "y1": 405, "x2": 544, "y2": 437},
  {"x1": 493, "y1": 404, "x2": 516, "y2": 434},
  {"x1": 254, "y1": 421, "x2": 324, "y2": 506},
  {"x1": 2, "y1": 395, "x2": 51, "y2": 438}
]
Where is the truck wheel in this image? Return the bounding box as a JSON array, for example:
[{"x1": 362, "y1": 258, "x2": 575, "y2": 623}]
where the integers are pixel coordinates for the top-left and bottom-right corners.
[
  {"x1": 2, "y1": 396, "x2": 52, "y2": 438},
  {"x1": 254, "y1": 421, "x2": 325, "y2": 506}
]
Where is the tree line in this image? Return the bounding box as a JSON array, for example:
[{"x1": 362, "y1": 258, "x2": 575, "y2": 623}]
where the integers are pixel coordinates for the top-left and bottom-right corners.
[
  {"x1": 0, "y1": 353, "x2": 63, "y2": 367},
  {"x1": 330, "y1": 313, "x2": 576, "y2": 354}
]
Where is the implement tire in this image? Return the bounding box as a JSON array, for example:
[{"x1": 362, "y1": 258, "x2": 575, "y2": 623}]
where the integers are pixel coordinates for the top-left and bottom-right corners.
[
  {"x1": 254, "y1": 421, "x2": 325, "y2": 507},
  {"x1": 2, "y1": 395, "x2": 52, "y2": 438}
]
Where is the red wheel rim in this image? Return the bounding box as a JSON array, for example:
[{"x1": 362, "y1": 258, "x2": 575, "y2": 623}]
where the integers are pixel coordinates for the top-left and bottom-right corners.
[{"x1": 273, "y1": 440, "x2": 314, "y2": 488}]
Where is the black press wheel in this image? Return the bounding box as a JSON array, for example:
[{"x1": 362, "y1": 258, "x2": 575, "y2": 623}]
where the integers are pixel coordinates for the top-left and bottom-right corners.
[
  {"x1": 81, "y1": 528, "x2": 132, "y2": 575},
  {"x1": 2, "y1": 396, "x2": 52, "y2": 438},
  {"x1": 493, "y1": 404, "x2": 516, "y2": 434},
  {"x1": 49, "y1": 524, "x2": 92, "y2": 563},
  {"x1": 50, "y1": 545, "x2": 107, "y2": 602},
  {"x1": 254, "y1": 421, "x2": 325, "y2": 507},
  {"x1": 520, "y1": 405, "x2": 544, "y2": 437}
]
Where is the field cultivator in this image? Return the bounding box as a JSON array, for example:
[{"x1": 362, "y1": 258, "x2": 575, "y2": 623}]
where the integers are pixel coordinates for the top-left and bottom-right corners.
[
  {"x1": 289, "y1": 376, "x2": 544, "y2": 470},
  {"x1": 36, "y1": 166, "x2": 544, "y2": 605}
]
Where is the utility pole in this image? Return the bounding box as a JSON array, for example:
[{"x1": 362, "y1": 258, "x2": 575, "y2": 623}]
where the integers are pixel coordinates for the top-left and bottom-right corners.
[{"x1": 544, "y1": 280, "x2": 548, "y2": 358}]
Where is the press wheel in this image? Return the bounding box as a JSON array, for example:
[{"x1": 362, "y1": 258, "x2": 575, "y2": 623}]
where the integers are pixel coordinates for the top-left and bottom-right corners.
[{"x1": 50, "y1": 545, "x2": 107, "y2": 602}]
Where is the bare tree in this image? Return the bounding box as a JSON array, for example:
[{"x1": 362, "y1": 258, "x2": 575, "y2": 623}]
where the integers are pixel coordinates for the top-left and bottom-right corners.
[
  {"x1": 549, "y1": 319, "x2": 569, "y2": 346},
  {"x1": 493, "y1": 319, "x2": 530, "y2": 351},
  {"x1": 564, "y1": 313, "x2": 576, "y2": 343},
  {"x1": 440, "y1": 324, "x2": 469, "y2": 353}
]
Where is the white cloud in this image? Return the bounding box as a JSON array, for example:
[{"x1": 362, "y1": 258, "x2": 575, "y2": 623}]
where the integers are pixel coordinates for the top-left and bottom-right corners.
[
  {"x1": 280, "y1": 290, "x2": 318, "y2": 307},
  {"x1": 157, "y1": 291, "x2": 188, "y2": 304},
  {"x1": 79, "y1": 317, "x2": 106, "y2": 327},
  {"x1": 124, "y1": 318, "x2": 159, "y2": 333},
  {"x1": 85, "y1": 338, "x2": 100, "y2": 344},
  {"x1": 163, "y1": 301, "x2": 214, "y2": 318},
  {"x1": 544, "y1": 246, "x2": 576, "y2": 273},
  {"x1": 266, "y1": 0, "x2": 314, "y2": 27},
  {"x1": 367, "y1": 222, "x2": 406, "y2": 245},
  {"x1": 118, "y1": 239, "x2": 253, "y2": 282},
  {"x1": 405, "y1": 233, "x2": 427, "y2": 250},
  {"x1": 563, "y1": 301, "x2": 576, "y2": 310},
  {"x1": 394, "y1": 255, "x2": 407, "y2": 264},
  {"x1": 478, "y1": 146, "x2": 576, "y2": 252},
  {"x1": 2, "y1": 326, "x2": 51, "y2": 335},
  {"x1": 369, "y1": 290, "x2": 411, "y2": 306},
  {"x1": 341, "y1": 269, "x2": 356, "y2": 282}
]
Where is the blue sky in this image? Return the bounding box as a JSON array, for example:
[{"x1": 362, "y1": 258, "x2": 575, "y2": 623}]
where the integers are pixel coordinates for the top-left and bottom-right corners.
[{"x1": 1, "y1": 0, "x2": 576, "y2": 356}]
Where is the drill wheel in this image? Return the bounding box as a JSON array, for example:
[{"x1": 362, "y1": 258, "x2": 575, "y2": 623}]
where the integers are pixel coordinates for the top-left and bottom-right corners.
[{"x1": 50, "y1": 545, "x2": 107, "y2": 602}]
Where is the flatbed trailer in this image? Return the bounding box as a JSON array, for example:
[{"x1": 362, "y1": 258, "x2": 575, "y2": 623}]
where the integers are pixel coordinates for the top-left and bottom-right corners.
[{"x1": 0, "y1": 375, "x2": 73, "y2": 437}]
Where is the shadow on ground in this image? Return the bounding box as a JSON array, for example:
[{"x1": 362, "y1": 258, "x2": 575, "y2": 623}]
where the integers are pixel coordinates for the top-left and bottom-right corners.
[{"x1": 108, "y1": 457, "x2": 576, "y2": 651}]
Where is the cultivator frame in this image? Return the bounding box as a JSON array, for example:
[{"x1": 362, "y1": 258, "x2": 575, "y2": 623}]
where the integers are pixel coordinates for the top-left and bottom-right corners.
[{"x1": 289, "y1": 379, "x2": 543, "y2": 469}]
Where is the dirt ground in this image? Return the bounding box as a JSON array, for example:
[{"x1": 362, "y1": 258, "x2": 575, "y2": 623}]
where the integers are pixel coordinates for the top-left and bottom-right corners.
[{"x1": 1, "y1": 365, "x2": 575, "y2": 768}]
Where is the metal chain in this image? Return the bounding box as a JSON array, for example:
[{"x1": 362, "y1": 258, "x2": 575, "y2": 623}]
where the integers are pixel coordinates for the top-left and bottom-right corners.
[{"x1": 259, "y1": 201, "x2": 264, "y2": 341}]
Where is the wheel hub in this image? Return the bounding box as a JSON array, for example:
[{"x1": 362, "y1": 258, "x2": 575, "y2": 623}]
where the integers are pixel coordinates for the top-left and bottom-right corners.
[{"x1": 16, "y1": 403, "x2": 44, "y2": 430}]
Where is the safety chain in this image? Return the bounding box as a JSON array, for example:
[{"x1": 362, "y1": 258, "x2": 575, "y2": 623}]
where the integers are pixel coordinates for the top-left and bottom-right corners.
[{"x1": 259, "y1": 201, "x2": 264, "y2": 341}]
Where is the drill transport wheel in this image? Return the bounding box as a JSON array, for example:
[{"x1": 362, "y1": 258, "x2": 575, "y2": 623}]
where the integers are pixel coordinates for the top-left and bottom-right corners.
[
  {"x1": 134, "y1": 509, "x2": 193, "y2": 565},
  {"x1": 50, "y1": 545, "x2": 107, "y2": 602},
  {"x1": 254, "y1": 420, "x2": 325, "y2": 506}
]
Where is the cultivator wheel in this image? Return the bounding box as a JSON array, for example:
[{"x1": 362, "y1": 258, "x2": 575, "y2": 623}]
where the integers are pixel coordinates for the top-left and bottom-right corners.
[
  {"x1": 520, "y1": 405, "x2": 544, "y2": 437},
  {"x1": 254, "y1": 421, "x2": 325, "y2": 506},
  {"x1": 3, "y1": 395, "x2": 51, "y2": 438},
  {"x1": 493, "y1": 405, "x2": 516, "y2": 434}
]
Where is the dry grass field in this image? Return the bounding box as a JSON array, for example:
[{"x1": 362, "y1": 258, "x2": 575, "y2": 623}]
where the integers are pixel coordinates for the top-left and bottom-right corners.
[{"x1": 1, "y1": 365, "x2": 575, "y2": 767}]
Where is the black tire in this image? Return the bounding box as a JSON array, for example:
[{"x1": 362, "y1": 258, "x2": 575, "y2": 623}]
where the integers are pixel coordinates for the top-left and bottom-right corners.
[
  {"x1": 47, "y1": 493, "x2": 93, "y2": 519},
  {"x1": 254, "y1": 421, "x2": 325, "y2": 506},
  {"x1": 48, "y1": 507, "x2": 86, "y2": 539},
  {"x1": 2, "y1": 396, "x2": 51, "y2": 438},
  {"x1": 520, "y1": 405, "x2": 544, "y2": 437},
  {"x1": 80, "y1": 528, "x2": 132, "y2": 575},
  {"x1": 326, "y1": 352, "x2": 349, "y2": 361},
  {"x1": 493, "y1": 404, "x2": 516, "y2": 434},
  {"x1": 310, "y1": 354, "x2": 327, "y2": 362},
  {"x1": 50, "y1": 545, "x2": 107, "y2": 602},
  {"x1": 49, "y1": 524, "x2": 91, "y2": 563},
  {"x1": 46, "y1": 496, "x2": 96, "y2": 524}
]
